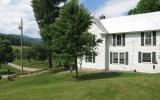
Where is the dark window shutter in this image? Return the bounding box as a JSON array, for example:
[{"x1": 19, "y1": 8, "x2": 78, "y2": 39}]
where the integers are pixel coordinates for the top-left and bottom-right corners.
[
  {"x1": 113, "y1": 34, "x2": 116, "y2": 46},
  {"x1": 110, "y1": 52, "x2": 112, "y2": 64},
  {"x1": 125, "y1": 52, "x2": 128, "y2": 65},
  {"x1": 92, "y1": 35, "x2": 96, "y2": 45},
  {"x1": 138, "y1": 52, "x2": 141, "y2": 63},
  {"x1": 122, "y1": 33, "x2": 125, "y2": 46},
  {"x1": 85, "y1": 55, "x2": 87, "y2": 62},
  {"x1": 85, "y1": 52, "x2": 88, "y2": 62},
  {"x1": 141, "y1": 32, "x2": 144, "y2": 46},
  {"x1": 152, "y1": 52, "x2": 156, "y2": 64},
  {"x1": 93, "y1": 52, "x2": 96, "y2": 63},
  {"x1": 153, "y1": 31, "x2": 156, "y2": 46}
]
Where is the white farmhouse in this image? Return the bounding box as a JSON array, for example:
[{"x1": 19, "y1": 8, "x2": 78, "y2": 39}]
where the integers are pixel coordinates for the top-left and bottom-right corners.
[{"x1": 79, "y1": 11, "x2": 160, "y2": 73}]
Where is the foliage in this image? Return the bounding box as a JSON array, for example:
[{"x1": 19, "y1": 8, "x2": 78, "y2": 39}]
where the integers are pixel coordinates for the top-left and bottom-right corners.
[
  {"x1": 128, "y1": 0, "x2": 160, "y2": 15},
  {"x1": 13, "y1": 59, "x2": 48, "y2": 69},
  {"x1": 13, "y1": 49, "x2": 21, "y2": 59},
  {"x1": 0, "y1": 39, "x2": 15, "y2": 67},
  {"x1": 51, "y1": 0, "x2": 102, "y2": 78},
  {"x1": 32, "y1": 44, "x2": 48, "y2": 61},
  {"x1": 0, "y1": 33, "x2": 41, "y2": 46},
  {"x1": 32, "y1": 0, "x2": 67, "y2": 68}
]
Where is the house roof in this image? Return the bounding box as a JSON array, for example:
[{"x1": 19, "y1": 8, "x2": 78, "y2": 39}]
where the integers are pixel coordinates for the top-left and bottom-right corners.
[{"x1": 97, "y1": 11, "x2": 160, "y2": 34}]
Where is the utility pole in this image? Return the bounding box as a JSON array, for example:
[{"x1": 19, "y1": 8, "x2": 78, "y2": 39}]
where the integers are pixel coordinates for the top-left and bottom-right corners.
[{"x1": 19, "y1": 18, "x2": 24, "y2": 74}]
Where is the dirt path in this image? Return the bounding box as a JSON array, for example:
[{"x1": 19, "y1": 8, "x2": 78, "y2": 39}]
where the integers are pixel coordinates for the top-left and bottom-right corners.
[{"x1": 8, "y1": 63, "x2": 43, "y2": 72}]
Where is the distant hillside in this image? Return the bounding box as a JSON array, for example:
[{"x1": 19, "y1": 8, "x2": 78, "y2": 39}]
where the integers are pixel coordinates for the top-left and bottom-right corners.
[{"x1": 0, "y1": 33, "x2": 42, "y2": 46}]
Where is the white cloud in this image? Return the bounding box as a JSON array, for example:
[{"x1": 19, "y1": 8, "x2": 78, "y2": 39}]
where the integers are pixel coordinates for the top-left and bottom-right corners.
[
  {"x1": 0, "y1": 0, "x2": 40, "y2": 38},
  {"x1": 95, "y1": 0, "x2": 140, "y2": 18}
]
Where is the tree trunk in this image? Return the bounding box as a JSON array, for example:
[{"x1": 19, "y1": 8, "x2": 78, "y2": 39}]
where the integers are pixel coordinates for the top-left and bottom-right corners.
[
  {"x1": 75, "y1": 56, "x2": 78, "y2": 79},
  {"x1": 48, "y1": 50, "x2": 53, "y2": 69}
]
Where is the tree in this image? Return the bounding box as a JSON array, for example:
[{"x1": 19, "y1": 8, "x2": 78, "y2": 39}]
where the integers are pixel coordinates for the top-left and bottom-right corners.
[
  {"x1": 32, "y1": 44, "x2": 48, "y2": 61},
  {"x1": 51, "y1": 0, "x2": 102, "y2": 78},
  {"x1": 0, "y1": 39, "x2": 14, "y2": 68},
  {"x1": 13, "y1": 49, "x2": 21, "y2": 59},
  {"x1": 128, "y1": 0, "x2": 160, "y2": 15},
  {"x1": 32, "y1": 0, "x2": 66, "y2": 69}
]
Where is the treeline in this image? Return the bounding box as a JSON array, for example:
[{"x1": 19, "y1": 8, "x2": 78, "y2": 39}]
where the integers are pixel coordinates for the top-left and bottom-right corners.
[
  {"x1": 0, "y1": 33, "x2": 41, "y2": 46},
  {"x1": 13, "y1": 45, "x2": 47, "y2": 62},
  {"x1": 128, "y1": 0, "x2": 160, "y2": 15}
]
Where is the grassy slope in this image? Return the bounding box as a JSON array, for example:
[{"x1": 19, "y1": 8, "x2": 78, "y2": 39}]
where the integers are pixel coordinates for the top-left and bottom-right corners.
[{"x1": 0, "y1": 72, "x2": 160, "y2": 100}]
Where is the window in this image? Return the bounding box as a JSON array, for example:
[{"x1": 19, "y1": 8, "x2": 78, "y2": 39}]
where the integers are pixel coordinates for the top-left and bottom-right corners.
[
  {"x1": 117, "y1": 35, "x2": 121, "y2": 46},
  {"x1": 113, "y1": 52, "x2": 118, "y2": 63},
  {"x1": 120, "y1": 53, "x2": 125, "y2": 64},
  {"x1": 145, "y1": 32, "x2": 152, "y2": 45},
  {"x1": 113, "y1": 34, "x2": 125, "y2": 46},
  {"x1": 142, "y1": 53, "x2": 151, "y2": 62},
  {"x1": 88, "y1": 52, "x2": 93, "y2": 62},
  {"x1": 141, "y1": 31, "x2": 156, "y2": 46},
  {"x1": 139, "y1": 52, "x2": 156, "y2": 63},
  {"x1": 110, "y1": 52, "x2": 128, "y2": 65},
  {"x1": 86, "y1": 52, "x2": 96, "y2": 63}
]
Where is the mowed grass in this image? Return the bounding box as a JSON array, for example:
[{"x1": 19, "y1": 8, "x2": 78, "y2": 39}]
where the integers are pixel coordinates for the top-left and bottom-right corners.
[{"x1": 0, "y1": 71, "x2": 160, "y2": 100}]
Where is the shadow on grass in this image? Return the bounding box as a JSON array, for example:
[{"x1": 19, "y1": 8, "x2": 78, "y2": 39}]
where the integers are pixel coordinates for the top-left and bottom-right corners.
[
  {"x1": 79, "y1": 71, "x2": 141, "y2": 81},
  {"x1": 79, "y1": 72, "x2": 123, "y2": 81}
]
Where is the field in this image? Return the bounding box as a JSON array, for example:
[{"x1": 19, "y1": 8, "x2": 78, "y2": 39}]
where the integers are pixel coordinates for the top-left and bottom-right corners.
[
  {"x1": 0, "y1": 64, "x2": 18, "y2": 75},
  {"x1": 0, "y1": 71, "x2": 160, "y2": 100},
  {"x1": 13, "y1": 59, "x2": 48, "y2": 69},
  {"x1": 12, "y1": 46, "x2": 29, "y2": 50}
]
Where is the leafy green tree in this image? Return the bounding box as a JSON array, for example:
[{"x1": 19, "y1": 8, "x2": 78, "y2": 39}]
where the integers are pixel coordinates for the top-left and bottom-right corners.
[
  {"x1": 33, "y1": 45, "x2": 48, "y2": 61},
  {"x1": 51, "y1": 0, "x2": 102, "y2": 78},
  {"x1": 128, "y1": 0, "x2": 160, "y2": 15},
  {"x1": 32, "y1": 0, "x2": 66, "y2": 68},
  {"x1": 13, "y1": 49, "x2": 21, "y2": 59},
  {"x1": 0, "y1": 39, "x2": 14, "y2": 68}
]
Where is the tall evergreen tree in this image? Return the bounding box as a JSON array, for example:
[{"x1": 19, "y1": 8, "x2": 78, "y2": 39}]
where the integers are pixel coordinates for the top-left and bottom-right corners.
[
  {"x1": 128, "y1": 0, "x2": 160, "y2": 15},
  {"x1": 51, "y1": 0, "x2": 102, "y2": 78},
  {"x1": 32, "y1": 0, "x2": 66, "y2": 68}
]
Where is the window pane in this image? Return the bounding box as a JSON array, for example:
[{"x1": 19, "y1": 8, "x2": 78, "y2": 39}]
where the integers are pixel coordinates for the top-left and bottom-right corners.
[
  {"x1": 113, "y1": 52, "x2": 118, "y2": 63},
  {"x1": 142, "y1": 53, "x2": 151, "y2": 62},
  {"x1": 117, "y1": 35, "x2": 121, "y2": 45},
  {"x1": 88, "y1": 52, "x2": 93, "y2": 62},
  {"x1": 145, "y1": 33, "x2": 152, "y2": 45},
  {"x1": 120, "y1": 53, "x2": 125, "y2": 64}
]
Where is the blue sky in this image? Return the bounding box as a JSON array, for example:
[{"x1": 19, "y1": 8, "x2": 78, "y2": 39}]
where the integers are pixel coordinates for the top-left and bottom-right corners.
[
  {"x1": 80, "y1": 0, "x2": 107, "y2": 12},
  {"x1": 80, "y1": 0, "x2": 140, "y2": 18},
  {"x1": 0, "y1": 0, "x2": 140, "y2": 38}
]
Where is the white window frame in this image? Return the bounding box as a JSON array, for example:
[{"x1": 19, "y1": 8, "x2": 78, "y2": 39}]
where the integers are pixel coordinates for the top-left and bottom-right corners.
[
  {"x1": 113, "y1": 34, "x2": 124, "y2": 46},
  {"x1": 113, "y1": 52, "x2": 118, "y2": 64},
  {"x1": 141, "y1": 52, "x2": 152, "y2": 63},
  {"x1": 112, "y1": 52, "x2": 126, "y2": 65},
  {"x1": 86, "y1": 52, "x2": 95, "y2": 63},
  {"x1": 144, "y1": 32, "x2": 153, "y2": 46},
  {"x1": 119, "y1": 52, "x2": 125, "y2": 64}
]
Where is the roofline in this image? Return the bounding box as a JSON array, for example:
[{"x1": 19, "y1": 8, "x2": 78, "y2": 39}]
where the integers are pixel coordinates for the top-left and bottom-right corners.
[
  {"x1": 100, "y1": 29, "x2": 160, "y2": 35},
  {"x1": 100, "y1": 11, "x2": 160, "y2": 21}
]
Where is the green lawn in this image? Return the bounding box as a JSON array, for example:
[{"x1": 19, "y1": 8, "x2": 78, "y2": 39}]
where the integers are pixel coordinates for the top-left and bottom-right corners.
[
  {"x1": 13, "y1": 59, "x2": 48, "y2": 69},
  {"x1": 0, "y1": 71, "x2": 160, "y2": 100}
]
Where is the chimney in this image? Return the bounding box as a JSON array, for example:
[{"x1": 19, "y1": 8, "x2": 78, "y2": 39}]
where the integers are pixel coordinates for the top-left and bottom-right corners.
[{"x1": 99, "y1": 14, "x2": 106, "y2": 20}]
